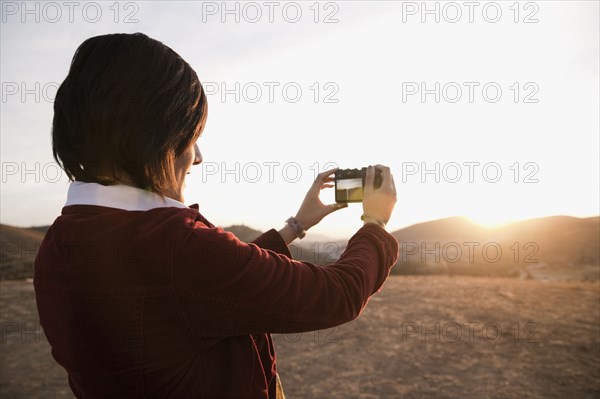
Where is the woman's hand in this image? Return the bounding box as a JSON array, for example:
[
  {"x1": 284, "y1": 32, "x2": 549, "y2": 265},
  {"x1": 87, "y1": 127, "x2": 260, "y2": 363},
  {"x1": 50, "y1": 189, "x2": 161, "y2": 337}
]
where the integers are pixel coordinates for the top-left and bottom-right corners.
[
  {"x1": 362, "y1": 164, "x2": 397, "y2": 225},
  {"x1": 294, "y1": 168, "x2": 348, "y2": 230}
]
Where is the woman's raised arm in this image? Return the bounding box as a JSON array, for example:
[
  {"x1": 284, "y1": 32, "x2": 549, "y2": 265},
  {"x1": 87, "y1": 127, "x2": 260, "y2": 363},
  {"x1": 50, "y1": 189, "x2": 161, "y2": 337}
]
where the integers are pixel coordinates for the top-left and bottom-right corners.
[{"x1": 171, "y1": 221, "x2": 398, "y2": 337}]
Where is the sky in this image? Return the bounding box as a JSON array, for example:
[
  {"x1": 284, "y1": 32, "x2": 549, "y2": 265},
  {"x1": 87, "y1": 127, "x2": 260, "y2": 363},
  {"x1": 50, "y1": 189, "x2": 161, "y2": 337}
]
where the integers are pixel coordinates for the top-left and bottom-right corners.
[{"x1": 1, "y1": 0, "x2": 599, "y2": 239}]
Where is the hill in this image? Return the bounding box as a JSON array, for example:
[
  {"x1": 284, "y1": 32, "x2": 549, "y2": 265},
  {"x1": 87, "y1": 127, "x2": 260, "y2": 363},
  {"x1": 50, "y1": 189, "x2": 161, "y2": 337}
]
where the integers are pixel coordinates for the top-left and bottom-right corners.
[
  {"x1": 219, "y1": 224, "x2": 262, "y2": 242},
  {"x1": 390, "y1": 216, "x2": 600, "y2": 279}
]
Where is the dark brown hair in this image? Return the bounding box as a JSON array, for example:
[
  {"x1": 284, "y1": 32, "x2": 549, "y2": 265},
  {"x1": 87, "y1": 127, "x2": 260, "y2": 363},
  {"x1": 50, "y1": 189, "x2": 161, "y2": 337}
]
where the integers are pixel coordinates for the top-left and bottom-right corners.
[{"x1": 52, "y1": 32, "x2": 207, "y2": 198}]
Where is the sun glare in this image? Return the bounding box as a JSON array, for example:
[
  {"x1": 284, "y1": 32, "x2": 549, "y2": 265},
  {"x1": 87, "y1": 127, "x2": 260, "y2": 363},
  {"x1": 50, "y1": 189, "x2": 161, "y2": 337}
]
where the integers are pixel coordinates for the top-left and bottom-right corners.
[{"x1": 465, "y1": 214, "x2": 523, "y2": 229}]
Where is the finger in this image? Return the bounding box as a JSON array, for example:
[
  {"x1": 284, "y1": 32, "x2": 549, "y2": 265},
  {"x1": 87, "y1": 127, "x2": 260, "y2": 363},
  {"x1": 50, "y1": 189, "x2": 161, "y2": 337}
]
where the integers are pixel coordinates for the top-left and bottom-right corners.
[
  {"x1": 326, "y1": 202, "x2": 348, "y2": 213},
  {"x1": 390, "y1": 174, "x2": 397, "y2": 195},
  {"x1": 364, "y1": 165, "x2": 375, "y2": 195},
  {"x1": 373, "y1": 164, "x2": 391, "y2": 188},
  {"x1": 320, "y1": 183, "x2": 334, "y2": 189},
  {"x1": 310, "y1": 168, "x2": 338, "y2": 194},
  {"x1": 316, "y1": 167, "x2": 339, "y2": 182}
]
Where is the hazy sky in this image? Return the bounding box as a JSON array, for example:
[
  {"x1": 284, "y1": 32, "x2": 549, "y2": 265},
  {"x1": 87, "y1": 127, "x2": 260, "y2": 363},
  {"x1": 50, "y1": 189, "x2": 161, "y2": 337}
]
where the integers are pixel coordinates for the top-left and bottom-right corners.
[{"x1": 1, "y1": 1, "x2": 599, "y2": 238}]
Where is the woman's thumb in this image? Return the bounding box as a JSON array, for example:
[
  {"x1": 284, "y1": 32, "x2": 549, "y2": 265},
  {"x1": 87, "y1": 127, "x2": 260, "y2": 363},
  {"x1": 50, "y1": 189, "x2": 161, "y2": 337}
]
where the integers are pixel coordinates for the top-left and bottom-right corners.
[{"x1": 328, "y1": 203, "x2": 348, "y2": 212}]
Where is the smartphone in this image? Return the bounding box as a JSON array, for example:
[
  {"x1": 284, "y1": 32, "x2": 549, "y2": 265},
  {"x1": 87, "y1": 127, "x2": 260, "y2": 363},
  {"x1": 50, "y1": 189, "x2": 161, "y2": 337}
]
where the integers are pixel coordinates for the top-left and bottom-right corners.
[{"x1": 334, "y1": 167, "x2": 383, "y2": 203}]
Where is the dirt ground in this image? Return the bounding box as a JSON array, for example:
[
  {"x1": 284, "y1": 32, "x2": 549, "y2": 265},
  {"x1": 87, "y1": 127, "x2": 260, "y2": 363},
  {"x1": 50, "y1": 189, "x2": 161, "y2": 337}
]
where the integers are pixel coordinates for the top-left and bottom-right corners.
[{"x1": 1, "y1": 276, "x2": 599, "y2": 399}]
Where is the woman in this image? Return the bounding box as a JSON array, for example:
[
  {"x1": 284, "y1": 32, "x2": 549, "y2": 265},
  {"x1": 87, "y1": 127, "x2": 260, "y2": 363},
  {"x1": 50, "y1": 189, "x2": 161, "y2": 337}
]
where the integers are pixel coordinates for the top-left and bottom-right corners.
[{"x1": 34, "y1": 32, "x2": 399, "y2": 399}]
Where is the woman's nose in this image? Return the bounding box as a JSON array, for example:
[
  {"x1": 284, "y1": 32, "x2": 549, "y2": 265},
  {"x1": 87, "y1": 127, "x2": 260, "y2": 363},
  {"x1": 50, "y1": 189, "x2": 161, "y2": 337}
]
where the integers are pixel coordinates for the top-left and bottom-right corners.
[{"x1": 193, "y1": 143, "x2": 202, "y2": 165}]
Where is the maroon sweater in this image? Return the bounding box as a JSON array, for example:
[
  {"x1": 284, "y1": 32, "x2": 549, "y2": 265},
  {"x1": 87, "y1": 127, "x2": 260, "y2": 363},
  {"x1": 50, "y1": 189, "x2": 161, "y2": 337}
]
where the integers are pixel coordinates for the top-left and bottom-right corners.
[{"x1": 34, "y1": 203, "x2": 399, "y2": 398}]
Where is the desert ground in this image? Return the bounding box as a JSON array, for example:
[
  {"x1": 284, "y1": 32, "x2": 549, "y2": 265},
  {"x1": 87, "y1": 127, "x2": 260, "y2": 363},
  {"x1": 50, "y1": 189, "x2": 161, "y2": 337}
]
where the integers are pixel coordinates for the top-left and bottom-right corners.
[{"x1": 1, "y1": 276, "x2": 599, "y2": 399}]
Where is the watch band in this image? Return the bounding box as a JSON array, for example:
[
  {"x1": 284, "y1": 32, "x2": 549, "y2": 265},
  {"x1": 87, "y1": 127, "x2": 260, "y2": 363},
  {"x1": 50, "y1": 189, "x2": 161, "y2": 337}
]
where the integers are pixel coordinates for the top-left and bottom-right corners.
[
  {"x1": 285, "y1": 217, "x2": 306, "y2": 239},
  {"x1": 361, "y1": 214, "x2": 386, "y2": 228}
]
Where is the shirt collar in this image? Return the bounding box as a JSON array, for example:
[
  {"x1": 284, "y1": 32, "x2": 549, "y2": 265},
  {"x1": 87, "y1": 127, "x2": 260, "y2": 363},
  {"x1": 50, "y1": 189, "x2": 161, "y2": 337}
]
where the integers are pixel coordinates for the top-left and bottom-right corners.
[{"x1": 64, "y1": 181, "x2": 190, "y2": 211}]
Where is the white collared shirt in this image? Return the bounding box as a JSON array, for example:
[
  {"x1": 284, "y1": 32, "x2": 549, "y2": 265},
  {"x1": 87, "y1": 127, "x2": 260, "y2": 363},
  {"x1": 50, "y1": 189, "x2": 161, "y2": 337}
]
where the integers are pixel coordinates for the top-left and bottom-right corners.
[{"x1": 64, "y1": 181, "x2": 189, "y2": 211}]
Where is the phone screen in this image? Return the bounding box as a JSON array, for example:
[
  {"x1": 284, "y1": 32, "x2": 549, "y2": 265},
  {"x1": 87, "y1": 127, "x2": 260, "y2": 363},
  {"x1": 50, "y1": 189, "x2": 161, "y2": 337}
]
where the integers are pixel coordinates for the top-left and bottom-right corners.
[{"x1": 335, "y1": 177, "x2": 364, "y2": 203}]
